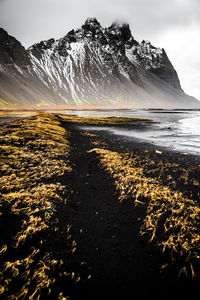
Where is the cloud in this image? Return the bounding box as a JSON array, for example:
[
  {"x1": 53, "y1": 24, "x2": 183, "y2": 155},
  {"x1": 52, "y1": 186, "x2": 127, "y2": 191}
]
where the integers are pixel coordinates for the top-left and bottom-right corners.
[
  {"x1": 1, "y1": 0, "x2": 199, "y2": 45},
  {"x1": 157, "y1": 22, "x2": 200, "y2": 99}
]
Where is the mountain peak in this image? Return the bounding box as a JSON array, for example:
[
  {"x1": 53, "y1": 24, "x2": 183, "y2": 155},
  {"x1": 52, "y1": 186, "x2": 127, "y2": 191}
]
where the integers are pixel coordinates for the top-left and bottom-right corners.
[
  {"x1": 80, "y1": 17, "x2": 102, "y2": 38},
  {"x1": 107, "y1": 22, "x2": 132, "y2": 44},
  {"x1": 84, "y1": 17, "x2": 101, "y2": 27},
  {"x1": 109, "y1": 21, "x2": 131, "y2": 31},
  {"x1": 0, "y1": 28, "x2": 9, "y2": 40}
]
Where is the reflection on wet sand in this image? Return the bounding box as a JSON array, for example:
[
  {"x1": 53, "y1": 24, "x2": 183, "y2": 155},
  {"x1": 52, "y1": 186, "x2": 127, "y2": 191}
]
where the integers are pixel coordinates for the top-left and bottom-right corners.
[
  {"x1": 76, "y1": 109, "x2": 200, "y2": 155},
  {"x1": 0, "y1": 111, "x2": 38, "y2": 126}
]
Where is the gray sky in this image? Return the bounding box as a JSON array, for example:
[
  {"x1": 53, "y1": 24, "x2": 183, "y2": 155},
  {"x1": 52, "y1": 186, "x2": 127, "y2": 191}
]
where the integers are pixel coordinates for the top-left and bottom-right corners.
[{"x1": 0, "y1": 0, "x2": 200, "y2": 100}]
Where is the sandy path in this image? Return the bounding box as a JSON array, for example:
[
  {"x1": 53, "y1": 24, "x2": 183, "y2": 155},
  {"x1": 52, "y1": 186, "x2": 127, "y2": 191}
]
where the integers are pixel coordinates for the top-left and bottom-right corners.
[{"x1": 61, "y1": 125, "x2": 171, "y2": 299}]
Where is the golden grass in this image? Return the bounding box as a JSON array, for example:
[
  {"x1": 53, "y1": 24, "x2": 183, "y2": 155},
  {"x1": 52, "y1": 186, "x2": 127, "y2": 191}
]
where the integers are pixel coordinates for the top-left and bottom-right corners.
[
  {"x1": 90, "y1": 147, "x2": 200, "y2": 277},
  {"x1": 0, "y1": 113, "x2": 79, "y2": 299},
  {"x1": 59, "y1": 114, "x2": 150, "y2": 125}
]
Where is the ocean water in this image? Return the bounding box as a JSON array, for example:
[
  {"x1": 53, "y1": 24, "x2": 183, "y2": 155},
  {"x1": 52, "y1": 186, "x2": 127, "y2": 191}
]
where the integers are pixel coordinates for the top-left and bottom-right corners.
[{"x1": 60, "y1": 109, "x2": 200, "y2": 155}]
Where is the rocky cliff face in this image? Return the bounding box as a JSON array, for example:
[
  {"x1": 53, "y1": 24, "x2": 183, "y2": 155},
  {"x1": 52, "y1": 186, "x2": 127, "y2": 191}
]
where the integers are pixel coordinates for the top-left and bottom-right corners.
[
  {"x1": 0, "y1": 18, "x2": 199, "y2": 108},
  {"x1": 125, "y1": 39, "x2": 182, "y2": 89},
  {"x1": 0, "y1": 28, "x2": 30, "y2": 66}
]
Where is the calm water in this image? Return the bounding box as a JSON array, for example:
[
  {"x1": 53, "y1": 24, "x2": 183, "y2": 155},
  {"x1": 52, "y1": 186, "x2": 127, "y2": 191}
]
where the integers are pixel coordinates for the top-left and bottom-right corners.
[
  {"x1": 1, "y1": 109, "x2": 200, "y2": 155},
  {"x1": 55, "y1": 109, "x2": 200, "y2": 155}
]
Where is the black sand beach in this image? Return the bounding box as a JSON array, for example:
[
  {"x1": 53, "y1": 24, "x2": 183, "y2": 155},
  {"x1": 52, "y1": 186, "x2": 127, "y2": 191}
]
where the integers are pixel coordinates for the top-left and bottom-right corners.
[
  {"x1": 0, "y1": 117, "x2": 27, "y2": 127},
  {"x1": 0, "y1": 113, "x2": 200, "y2": 299}
]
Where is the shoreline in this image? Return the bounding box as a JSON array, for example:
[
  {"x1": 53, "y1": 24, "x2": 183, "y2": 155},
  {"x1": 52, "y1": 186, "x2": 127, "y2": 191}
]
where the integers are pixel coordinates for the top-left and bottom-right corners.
[
  {"x1": 1, "y1": 105, "x2": 200, "y2": 112},
  {"x1": 80, "y1": 124, "x2": 200, "y2": 157},
  {"x1": 1, "y1": 112, "x2": 200, "y2": 161}
]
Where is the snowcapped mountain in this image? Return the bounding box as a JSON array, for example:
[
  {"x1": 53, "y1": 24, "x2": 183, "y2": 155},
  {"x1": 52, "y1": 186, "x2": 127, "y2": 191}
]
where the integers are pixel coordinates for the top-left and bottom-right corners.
[{"x1": 0, "y1": 18, "x2": 199, "y2": 108}]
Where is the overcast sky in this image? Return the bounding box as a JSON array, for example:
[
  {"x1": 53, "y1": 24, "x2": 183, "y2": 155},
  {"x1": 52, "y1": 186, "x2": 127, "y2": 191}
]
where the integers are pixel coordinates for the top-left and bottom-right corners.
[{"x1": 0, "y1": 0, "x2": 200, "y2": 100}]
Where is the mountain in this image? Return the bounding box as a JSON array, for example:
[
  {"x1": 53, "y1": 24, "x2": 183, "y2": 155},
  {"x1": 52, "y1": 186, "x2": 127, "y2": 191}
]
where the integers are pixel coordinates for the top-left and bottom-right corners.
[{"x1": 0, "y1": 18, "x2": 199, "y2": 108}]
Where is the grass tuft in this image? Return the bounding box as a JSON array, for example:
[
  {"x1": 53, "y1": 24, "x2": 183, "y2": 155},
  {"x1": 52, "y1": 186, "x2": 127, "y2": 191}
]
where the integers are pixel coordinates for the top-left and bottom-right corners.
[
  {"x1": 91, "y1": 147, "x2": 200, "y2": 278},
  {"x1": 0, "y1": 113, "x2": 79, "y2": 299}
]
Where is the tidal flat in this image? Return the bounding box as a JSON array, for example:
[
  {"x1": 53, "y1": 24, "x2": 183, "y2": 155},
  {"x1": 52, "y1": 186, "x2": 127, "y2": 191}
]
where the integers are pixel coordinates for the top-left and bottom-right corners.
[{"x1": 0, "y1": 113, "x2": 200, "y2": 299}]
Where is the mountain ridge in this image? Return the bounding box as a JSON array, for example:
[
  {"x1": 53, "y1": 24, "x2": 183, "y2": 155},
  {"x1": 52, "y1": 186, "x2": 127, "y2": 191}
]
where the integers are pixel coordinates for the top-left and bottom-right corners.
[{"x1": 0, "y1": 18, "x2": 199, "y2": 108}]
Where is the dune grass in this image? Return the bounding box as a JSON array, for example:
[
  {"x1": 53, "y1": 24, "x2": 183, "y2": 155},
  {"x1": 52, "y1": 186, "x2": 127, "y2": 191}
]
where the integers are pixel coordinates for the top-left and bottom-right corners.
[
  {"x1": 0, "y1": 113, "x2": 76, "y2": 299},
  {"x1": 59, "y1": 114, "x2": 150, "y2": 125}
]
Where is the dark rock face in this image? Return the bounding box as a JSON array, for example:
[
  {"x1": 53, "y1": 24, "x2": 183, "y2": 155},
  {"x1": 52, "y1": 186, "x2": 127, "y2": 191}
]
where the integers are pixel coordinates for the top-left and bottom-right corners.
[
  {"x1": 150, "y1": 49, "x2": 181, "y2": 89},
  {"x1": 30, "y1": 38, "x2": 56, "y2": 59},
  {"x1": 0, "y1": 28, "x2": 30, "y2": 66},
  {"x1": 0, "y1": 18, "x2": 199, "y2": 108},
  {"x1": 128, "y1": 41, "x2": 182, "y2": 89},
  {"x1": 107, "y1": 23, "x2": 132, "y2": 46}
]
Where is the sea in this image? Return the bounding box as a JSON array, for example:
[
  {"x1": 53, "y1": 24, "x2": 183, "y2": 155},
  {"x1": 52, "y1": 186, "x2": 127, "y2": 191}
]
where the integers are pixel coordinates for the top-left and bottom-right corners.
[{"x1": 1, "y1": 109, "x2": 200, "y2": 156}]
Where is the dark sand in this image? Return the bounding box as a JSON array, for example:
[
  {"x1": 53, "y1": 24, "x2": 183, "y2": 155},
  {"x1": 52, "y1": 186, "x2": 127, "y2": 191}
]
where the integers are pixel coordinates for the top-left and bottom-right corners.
[
  {"x1": 1, "y1": 115, "x2": 200, "y2": 299},
  {"x1": 0, "y1": 112, "x2": 38, "y2": 127},
  {"x1": 0, "y1": 116, "x2": 27, "y2": 127},
  {"x1": 58, "y1": 119, "x2": 200, "y2": 299}
]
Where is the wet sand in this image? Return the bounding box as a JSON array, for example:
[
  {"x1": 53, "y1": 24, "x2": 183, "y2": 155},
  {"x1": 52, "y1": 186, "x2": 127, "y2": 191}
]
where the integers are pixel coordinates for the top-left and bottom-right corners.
[
  {"x1": 0, "y1": 117, "x2": 28, "y2": 127},
  {"x1": 0, "y1": 112, "x2": 38, "y2": 127}
]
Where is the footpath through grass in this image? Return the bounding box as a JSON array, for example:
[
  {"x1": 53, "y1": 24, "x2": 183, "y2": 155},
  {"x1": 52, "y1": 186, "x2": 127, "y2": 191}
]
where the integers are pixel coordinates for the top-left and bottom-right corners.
[{"x1": 0, "y1": 112, "x2": 200, "y2": 299}]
